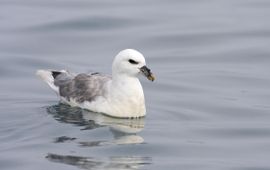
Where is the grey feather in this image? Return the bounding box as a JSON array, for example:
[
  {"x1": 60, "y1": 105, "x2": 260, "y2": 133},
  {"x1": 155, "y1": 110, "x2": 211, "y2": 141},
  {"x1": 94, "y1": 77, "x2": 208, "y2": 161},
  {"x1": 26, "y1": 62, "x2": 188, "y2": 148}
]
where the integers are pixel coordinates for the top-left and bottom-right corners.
[{"x1": 54, "y1": 72, "x2": 111, "y2": 102}]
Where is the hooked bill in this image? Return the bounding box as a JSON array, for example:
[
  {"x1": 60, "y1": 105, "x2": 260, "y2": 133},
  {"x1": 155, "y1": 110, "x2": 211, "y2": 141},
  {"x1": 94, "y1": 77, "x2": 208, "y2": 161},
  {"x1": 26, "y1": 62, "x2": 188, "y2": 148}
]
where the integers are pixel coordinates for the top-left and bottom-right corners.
[{"x1": 140, "y1": 66, "x2": 155, "y2": 81}]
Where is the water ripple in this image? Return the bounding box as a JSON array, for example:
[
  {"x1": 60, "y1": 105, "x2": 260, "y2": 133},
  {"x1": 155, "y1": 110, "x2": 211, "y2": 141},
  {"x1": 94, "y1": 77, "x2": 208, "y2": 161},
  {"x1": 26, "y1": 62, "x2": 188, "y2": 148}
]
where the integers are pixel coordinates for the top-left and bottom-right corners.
[{"x1": 24, "y1": 16, "x2": 138, "y2": 32}]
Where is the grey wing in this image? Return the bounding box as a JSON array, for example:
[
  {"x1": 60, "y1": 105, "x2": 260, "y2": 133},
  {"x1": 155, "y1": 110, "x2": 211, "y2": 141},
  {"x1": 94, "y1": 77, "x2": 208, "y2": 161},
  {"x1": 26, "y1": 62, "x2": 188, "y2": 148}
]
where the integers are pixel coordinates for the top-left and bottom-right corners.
[{"x1": 54, "y1": 72, "x2": 111, "y2": 103}]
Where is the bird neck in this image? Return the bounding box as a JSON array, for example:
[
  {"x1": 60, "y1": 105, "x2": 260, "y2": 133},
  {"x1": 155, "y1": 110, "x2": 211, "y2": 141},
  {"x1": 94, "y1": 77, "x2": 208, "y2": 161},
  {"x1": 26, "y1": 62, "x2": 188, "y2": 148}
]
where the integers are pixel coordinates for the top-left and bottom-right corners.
[
  {"x1": 112, "y1": 73, "x2": 141, "y2": 90},
  {"x1": 111, "y1": 73, "x2": 145, "y2": 101}
]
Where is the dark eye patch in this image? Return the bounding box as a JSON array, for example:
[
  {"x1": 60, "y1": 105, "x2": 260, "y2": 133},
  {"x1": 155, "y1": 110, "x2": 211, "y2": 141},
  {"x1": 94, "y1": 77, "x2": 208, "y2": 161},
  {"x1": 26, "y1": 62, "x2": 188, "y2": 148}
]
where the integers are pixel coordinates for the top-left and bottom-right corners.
[{"x1": 128, "y1": 59, "x2": 139, "y2": 64}]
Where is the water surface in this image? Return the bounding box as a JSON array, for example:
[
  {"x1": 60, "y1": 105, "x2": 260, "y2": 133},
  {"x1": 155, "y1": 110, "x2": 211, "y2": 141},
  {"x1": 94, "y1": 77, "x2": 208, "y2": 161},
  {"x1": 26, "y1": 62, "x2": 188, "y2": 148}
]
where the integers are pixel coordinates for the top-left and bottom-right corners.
[{"x1": 1, "y1": 0, "x2": 270, "y2": 169}]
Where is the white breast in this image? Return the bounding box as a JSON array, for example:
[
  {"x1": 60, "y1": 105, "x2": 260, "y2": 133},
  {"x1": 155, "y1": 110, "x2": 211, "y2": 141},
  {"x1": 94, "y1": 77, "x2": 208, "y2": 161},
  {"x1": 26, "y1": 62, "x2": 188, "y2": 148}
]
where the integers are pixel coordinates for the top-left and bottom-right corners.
[{"x1": 84, "y1": 78, "x2": 146, "y2": 118}]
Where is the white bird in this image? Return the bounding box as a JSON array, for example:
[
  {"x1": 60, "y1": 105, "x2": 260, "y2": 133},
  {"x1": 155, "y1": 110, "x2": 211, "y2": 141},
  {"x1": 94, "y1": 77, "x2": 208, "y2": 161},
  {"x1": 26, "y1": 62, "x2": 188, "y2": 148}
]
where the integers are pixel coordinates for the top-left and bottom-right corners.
[{"x1": 36, "y1": 49, "x2": 155, "y2": 118}]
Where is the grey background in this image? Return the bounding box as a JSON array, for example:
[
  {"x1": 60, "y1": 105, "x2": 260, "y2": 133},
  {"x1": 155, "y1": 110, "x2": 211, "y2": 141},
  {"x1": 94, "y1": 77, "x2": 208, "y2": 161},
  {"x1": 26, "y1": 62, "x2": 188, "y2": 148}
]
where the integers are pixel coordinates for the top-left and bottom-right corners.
[{"x1": 1, "y1": 0, "x2": 270, "y2": 169}]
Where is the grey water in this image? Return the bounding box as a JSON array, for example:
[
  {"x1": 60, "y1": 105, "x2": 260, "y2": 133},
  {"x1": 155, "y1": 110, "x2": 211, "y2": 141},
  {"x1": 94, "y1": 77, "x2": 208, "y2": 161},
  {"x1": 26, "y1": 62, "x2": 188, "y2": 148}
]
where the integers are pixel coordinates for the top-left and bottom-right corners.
[{"x1": 1, "y1": 0, "x2": 270, "y2": 169}]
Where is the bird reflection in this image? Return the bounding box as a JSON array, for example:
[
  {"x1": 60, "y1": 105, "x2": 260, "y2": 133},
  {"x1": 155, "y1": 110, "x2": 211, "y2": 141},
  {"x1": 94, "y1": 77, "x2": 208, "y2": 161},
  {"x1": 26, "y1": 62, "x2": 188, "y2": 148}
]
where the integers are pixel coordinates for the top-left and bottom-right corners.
[
  {"x1": 47, "y1": 103, "x2": 145, "y2": 146},
  {"x1": 46, "y1": 153, "x2": 151, "y2": 170},
  {"x1": 47, "y1": 103, "x2": 104, "y2": 130},
  {"x1": 46, "y1": 103, "x2": 150, "y2": 170}
]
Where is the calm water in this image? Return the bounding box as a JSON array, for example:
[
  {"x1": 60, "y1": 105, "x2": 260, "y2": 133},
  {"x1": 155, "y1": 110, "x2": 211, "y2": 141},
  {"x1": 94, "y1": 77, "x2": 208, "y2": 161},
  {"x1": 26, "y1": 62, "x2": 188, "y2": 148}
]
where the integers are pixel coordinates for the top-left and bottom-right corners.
[{"x1": 1, "y1": 0, "x2": 270, "y2": 169}]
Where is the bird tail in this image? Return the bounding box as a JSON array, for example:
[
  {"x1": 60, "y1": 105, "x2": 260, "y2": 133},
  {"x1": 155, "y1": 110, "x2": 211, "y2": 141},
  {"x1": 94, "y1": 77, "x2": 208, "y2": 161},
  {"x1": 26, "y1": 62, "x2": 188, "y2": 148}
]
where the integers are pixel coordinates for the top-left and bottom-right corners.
[{"x1": 36, "y1": 69, "x2": 65, "y2": 93}]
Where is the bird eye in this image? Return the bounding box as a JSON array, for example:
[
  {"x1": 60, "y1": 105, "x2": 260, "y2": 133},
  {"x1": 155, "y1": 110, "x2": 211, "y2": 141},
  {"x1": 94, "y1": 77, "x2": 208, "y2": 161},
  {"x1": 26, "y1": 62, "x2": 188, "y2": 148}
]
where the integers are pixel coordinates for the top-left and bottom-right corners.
[{"x1": 128, "y1": 59, "x2": 139, "y2": 64}]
